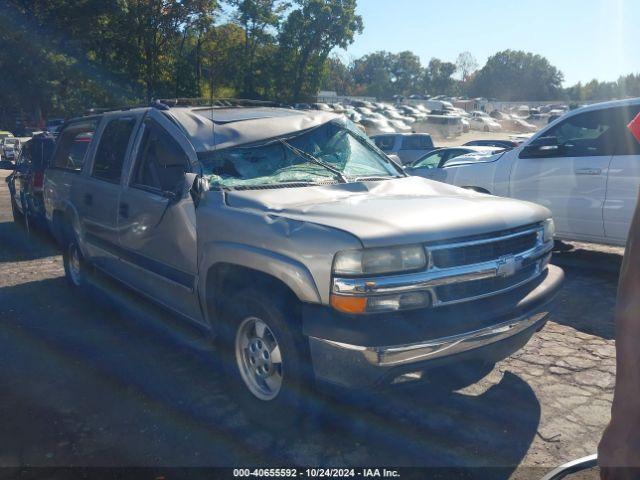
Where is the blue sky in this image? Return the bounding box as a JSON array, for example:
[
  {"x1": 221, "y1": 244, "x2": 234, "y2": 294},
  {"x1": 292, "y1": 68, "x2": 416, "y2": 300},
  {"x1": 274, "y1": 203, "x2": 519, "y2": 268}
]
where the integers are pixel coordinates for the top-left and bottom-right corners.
[{"x1": 338, "y1": 0, "x2": 639, "y2": 86}]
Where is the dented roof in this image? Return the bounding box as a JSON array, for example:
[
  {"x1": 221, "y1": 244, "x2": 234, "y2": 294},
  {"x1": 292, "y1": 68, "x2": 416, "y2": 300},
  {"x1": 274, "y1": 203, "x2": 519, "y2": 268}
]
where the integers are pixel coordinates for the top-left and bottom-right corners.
[{"x1": 165, "y1": 107, "x2": 341, "y2": 152}]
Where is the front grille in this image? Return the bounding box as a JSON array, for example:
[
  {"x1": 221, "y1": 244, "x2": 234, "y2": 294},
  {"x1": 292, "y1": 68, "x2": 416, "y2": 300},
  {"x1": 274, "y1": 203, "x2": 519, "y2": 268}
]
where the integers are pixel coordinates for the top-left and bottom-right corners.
[
  {"x1": 436, "y1": 263, "x2": 538, "y2": 303},
  {"x1": 431, "y1": 231, "x2": 538, "y2": 269}
]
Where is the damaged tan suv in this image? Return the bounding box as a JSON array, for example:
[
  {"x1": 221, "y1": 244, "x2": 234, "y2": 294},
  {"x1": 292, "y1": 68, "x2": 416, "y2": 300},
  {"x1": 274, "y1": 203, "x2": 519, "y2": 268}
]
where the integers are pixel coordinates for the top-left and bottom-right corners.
[{"x1": 44, "y1": 103, "x2": 563, "y2": 424}]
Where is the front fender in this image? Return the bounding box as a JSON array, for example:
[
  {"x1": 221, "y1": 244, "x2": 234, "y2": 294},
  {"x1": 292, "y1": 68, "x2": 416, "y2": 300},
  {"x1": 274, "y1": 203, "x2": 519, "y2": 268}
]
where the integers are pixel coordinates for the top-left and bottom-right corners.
[{"x1": 198, "y1": 241, "x2": 322, "y2": 309}]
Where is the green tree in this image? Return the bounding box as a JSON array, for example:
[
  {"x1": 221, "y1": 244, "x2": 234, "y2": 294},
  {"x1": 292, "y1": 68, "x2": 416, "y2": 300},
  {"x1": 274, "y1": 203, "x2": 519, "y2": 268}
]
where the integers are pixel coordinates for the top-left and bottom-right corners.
[
  {"x1": 229, "y1": 0, "x2": 287, "y2": 97},
  {"x1": 200, "y1": 23, "x2": 246, "y2": 97},
  {"x1": 320, "y1": 55, "x2": 354, "y2": 95},
  {"x1": 276, "y1": 0, "x2": 363, "y2": 101},
  {"x1": 455, "y1": 51, "x2": 478, "y2": 82},
  {"x1": 352, "y1": 51, "x2": 421, "y2": 99},
  {"x1": 471, "y1": 50, "x2": 564, "y2": 100},
  {"x1": 422, "y1": 58, "x2": 458, "y2": 95}
]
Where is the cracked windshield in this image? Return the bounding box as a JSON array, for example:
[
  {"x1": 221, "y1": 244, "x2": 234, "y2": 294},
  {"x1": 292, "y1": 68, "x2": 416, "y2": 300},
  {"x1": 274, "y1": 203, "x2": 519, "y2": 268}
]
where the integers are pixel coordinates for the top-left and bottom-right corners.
[{"x1": 1, "y1": 1, "x2": 639, "y2": 479}]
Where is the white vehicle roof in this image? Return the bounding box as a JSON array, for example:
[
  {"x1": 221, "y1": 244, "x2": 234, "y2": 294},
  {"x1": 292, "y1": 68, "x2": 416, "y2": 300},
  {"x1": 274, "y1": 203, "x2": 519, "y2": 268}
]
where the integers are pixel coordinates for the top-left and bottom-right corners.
[
  {"x1": 457, "y1": 145, "x2": 503, "y2": 153},
  {"x1": 565, "y1": 97, "x2": 640, "y2": 114},
  {"x1": 527, "y1": 97, "x2": 640, "y2": 143}
]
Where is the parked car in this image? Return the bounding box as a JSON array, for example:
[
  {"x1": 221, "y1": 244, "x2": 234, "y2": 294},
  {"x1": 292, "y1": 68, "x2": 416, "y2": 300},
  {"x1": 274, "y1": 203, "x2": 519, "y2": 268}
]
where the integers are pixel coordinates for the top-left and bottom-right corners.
[
  {"x1": 423, "y1": 100, "x2": 456, "y2": 113},
  {"x1": 464, "y1": 139, "x2": 519, "y2": 150},
  {"x1": 469, "y1": 116, "x2": 502, "y2": 132},
  {"x1": 45, "y1": 118, "x2": 65, "y2": 135},
  {"x1": 387, "y1": 119, "x2": 411, "y2": 132},
  {"x1": 436, "y1": 98, "x2": 640, "y2": 246},
  {"x1": 2, "y1": 137, "x2": 21, "y2": 161},
  {"x1": 0, "y1": 131, "x2": 14, "y2": 157},
  {"x1": 385, "y1": 109, "x2": 415, "y2": 124},
  {"x1": 311, "y1": 103, "x2": 333, "y2": 112},
  {"x1": 44, "y1": 105, "x2": 562, "y2": 426},
  {"x1": 504, "y1": 117, "x2": 537, "y2": 133},
  {"x1": 371, "y1": 133, "x2": 435, "y2": 164},
  {"x1": 412, "y1": 114, "x2": 464, "y2": 138},
  {"x1": 460, "y1": 116, "x2": 470, "y2": 132},
  {"x1": 470, "y1": 110, "x2": 490, "y2": 119},
  {"x1": 397, "y1": 105, "x2": 427, "y2": 121},
  {"x1": 344, "y1": 108, "x2": 363, "y2": 124},
  {"x1": 360, "y1": 117, "x2": 395, "y2": 136},
  {"x1": 405, "y1": 146, "x2": 505, "y2": 180},
  {"x1": 7, "y1": 132, "x2": 56, "y2": 226}
]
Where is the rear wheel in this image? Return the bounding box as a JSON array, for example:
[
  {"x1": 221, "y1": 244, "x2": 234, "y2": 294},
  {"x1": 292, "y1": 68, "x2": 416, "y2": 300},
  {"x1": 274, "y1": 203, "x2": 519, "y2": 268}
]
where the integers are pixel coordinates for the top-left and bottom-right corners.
[
  {"x1": 219, "y1": 289, "x2": 311, "y2": 429},
  {"x1": 63, "y1": 240, "x2": 88, "y2": 288},
  {"x1": 483, "y1": 125, "x2": 490, "y2": 132}
]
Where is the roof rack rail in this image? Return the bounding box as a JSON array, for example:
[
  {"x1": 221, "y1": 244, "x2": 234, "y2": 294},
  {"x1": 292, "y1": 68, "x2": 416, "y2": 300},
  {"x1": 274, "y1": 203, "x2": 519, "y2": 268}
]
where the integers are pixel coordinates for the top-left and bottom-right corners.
[
  {"x1": 155, "y1": 97, "x2": 278, "y2": 108},
  {"x1": 82, "y1": 97, "x2": 282, "y2": 118}
]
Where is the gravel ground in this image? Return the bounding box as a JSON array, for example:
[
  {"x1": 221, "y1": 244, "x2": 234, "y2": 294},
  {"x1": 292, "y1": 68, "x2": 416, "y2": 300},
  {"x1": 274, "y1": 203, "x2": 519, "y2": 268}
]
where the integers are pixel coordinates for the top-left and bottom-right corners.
[{"x1": 0, "y1": 168, "x2": 621, "y2": 478}]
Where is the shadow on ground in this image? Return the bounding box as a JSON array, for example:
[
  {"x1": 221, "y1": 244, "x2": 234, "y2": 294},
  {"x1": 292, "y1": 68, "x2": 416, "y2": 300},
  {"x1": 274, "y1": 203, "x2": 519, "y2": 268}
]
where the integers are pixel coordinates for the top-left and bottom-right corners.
[
  {"x1": 0, "y1": 272, "x2": 540, "y2": 476},
  {"x1": 0, "y1": 221, "x2": 58, "y2": 262},
  {"x1": 550, "y1": 247, "x2": 620, "y2": 340}
]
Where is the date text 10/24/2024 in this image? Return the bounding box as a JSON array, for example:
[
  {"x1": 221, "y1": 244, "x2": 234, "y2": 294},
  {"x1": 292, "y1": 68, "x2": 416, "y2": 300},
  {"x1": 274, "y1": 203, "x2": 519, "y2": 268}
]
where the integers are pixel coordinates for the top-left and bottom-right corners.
[{"x1": 233, "y1": 468, "x2": 401, "y2": 478}]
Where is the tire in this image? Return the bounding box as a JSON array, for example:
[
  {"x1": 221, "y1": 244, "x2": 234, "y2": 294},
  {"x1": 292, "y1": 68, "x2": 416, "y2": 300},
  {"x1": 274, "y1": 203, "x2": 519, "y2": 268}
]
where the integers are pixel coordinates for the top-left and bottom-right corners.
[
  {"x1": 483, "y1": 125, "x2": 490, "y2": 132},
  {"x1": 63, "y1": 239, "x2": 88, "y2": 288},
  {"x1": 218, "y1": 289, "x2": 311, "y2": 429}
]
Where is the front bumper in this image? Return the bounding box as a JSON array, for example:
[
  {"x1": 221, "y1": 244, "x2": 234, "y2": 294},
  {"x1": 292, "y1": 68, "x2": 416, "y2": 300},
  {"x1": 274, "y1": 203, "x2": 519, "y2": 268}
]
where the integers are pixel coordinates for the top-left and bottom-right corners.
[{"x1": 304, "y1": 264, "x2": 563, "y2": 388}]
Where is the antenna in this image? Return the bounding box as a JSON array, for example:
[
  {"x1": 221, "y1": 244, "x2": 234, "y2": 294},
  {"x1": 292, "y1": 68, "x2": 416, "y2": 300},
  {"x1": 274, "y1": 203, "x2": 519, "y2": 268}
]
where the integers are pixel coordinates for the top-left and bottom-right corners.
[{"x1": 209, "y1": 71, "x2": 214, "y2": 148}]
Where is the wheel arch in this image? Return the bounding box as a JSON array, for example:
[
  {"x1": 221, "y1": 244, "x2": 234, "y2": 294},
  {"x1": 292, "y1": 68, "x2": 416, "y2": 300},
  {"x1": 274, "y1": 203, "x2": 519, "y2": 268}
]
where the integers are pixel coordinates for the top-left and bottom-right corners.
[
  {"x1": 199, "y1": 242, "x2": 322, "y2": 333},
  {"x1": 204, "y1": 262, "x2": 307, "y2": 336}
]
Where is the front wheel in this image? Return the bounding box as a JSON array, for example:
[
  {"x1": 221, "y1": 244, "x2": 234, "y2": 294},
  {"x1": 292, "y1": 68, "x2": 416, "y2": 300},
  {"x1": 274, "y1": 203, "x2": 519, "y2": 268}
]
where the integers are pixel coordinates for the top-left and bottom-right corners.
[
  {"x1": 220, "y1": 289, "x2": 311, "y2": 429},
  {"x1": 63, "y1": 240, "x2": 88, "y2": 288}
]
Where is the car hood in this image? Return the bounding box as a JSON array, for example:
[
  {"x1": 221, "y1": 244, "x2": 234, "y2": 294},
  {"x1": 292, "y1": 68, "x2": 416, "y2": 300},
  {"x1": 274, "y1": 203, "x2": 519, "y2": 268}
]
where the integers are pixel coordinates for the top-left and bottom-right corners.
[{"x1": 223, "y1": 176, "x2": 549, "y2": 248}]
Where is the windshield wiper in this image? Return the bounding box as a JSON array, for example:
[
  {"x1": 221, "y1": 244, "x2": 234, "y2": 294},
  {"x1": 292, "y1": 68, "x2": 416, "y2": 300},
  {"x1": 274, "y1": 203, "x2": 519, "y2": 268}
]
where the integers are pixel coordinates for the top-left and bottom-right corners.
[
  {"x1": 350, "y1": 175, "x2": 394, "y2": 182},
  {"x1": 279, "y1": 140, "x2": 347, "y2": 183}
]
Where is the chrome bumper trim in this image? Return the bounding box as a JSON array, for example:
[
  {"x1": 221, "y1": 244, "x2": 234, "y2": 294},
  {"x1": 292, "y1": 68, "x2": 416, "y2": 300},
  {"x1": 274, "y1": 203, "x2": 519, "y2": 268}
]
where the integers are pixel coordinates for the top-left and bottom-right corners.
[{"x1": 311, "y1": 310, "x2": 548, "y2": 367}]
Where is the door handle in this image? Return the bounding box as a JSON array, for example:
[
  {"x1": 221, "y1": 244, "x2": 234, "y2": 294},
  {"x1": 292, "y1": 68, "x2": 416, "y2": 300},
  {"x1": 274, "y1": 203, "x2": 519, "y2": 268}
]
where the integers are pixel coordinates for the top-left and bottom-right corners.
[
  {"x1": 119, "y1": 203, "x2": 129, "y2": 218},
  {"x1": 575, "y1": 168, "x2": 602, "y2": 176},
  {"x1": 83, "y1": 193, "x2": 93, "y2": 206}
]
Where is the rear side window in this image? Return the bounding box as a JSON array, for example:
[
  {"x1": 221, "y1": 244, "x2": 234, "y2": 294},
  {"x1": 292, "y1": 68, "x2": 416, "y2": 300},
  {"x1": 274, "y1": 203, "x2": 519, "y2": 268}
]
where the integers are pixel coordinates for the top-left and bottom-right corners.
[
  {"x1": 401, "y1": 136, "x2": 433, "y2": 150},
  {"x1": 373, "y1": 136, "x2": 395, "y2": 151},
  {"x1": 92, "y1": 117, "x2": 136, "y2": 183},
  {"x1": 52, "y1": 122, "x2": 97, "y2": 171},
  {"x1": 132, "y1": 119, "x2": 189, "y2": 193}
]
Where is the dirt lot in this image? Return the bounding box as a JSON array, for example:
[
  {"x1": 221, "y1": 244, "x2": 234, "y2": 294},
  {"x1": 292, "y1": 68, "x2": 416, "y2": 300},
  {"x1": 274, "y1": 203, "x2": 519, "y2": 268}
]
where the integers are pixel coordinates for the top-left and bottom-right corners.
[{"x1": 0, "y1": 168, "x2": 621, "y2": 477}]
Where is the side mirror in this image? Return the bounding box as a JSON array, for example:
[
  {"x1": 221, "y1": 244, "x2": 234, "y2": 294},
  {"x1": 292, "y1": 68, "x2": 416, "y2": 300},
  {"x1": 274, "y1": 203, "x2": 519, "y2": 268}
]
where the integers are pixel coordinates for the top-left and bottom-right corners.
[
  {"x1": 520, "y1": 136, "x2": 565, "y2": 159},
  {"x1": 183, "y1": 172, "x2": 208, "y2": 207},
  {"x1": 162, "y1": 173, "x2": 200, "y2": 204}
]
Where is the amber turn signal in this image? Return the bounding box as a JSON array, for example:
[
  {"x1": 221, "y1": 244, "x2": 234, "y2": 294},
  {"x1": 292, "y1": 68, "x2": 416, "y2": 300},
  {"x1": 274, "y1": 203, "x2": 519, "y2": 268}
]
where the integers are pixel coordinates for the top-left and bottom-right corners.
[{"x1": 330, "y1": 294, "x2": 367, "y2": 314}]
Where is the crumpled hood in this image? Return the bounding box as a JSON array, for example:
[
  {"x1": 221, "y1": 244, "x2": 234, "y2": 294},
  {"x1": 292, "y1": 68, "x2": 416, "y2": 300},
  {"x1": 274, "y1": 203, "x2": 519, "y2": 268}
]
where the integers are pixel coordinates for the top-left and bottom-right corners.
[{"x1": 223, "y1": 176, "x2": 550, "y2": 248}]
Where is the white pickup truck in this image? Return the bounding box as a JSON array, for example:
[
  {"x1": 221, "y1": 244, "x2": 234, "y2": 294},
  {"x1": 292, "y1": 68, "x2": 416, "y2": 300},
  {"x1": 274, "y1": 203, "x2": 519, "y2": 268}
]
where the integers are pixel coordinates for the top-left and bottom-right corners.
[{"x1": 430, "y1": 98, "x2": 640, "y2": 246}]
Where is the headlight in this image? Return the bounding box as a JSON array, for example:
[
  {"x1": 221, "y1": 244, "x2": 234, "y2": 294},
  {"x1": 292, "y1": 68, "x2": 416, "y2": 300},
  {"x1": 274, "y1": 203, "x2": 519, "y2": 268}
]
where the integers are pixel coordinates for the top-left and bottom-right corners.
[
  {"x1": 333, "y1": 245, "x2": 427, "y2": 276},
  {"x1": 543, "y1": 218, "x2": 555, "y2": 243}
]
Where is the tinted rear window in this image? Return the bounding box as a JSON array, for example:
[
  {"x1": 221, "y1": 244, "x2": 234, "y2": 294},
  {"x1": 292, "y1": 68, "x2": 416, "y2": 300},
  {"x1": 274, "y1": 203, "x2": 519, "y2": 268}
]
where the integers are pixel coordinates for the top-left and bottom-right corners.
[{"x1": 92, "y1": 117, "x2": 137, "y2": 183}]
